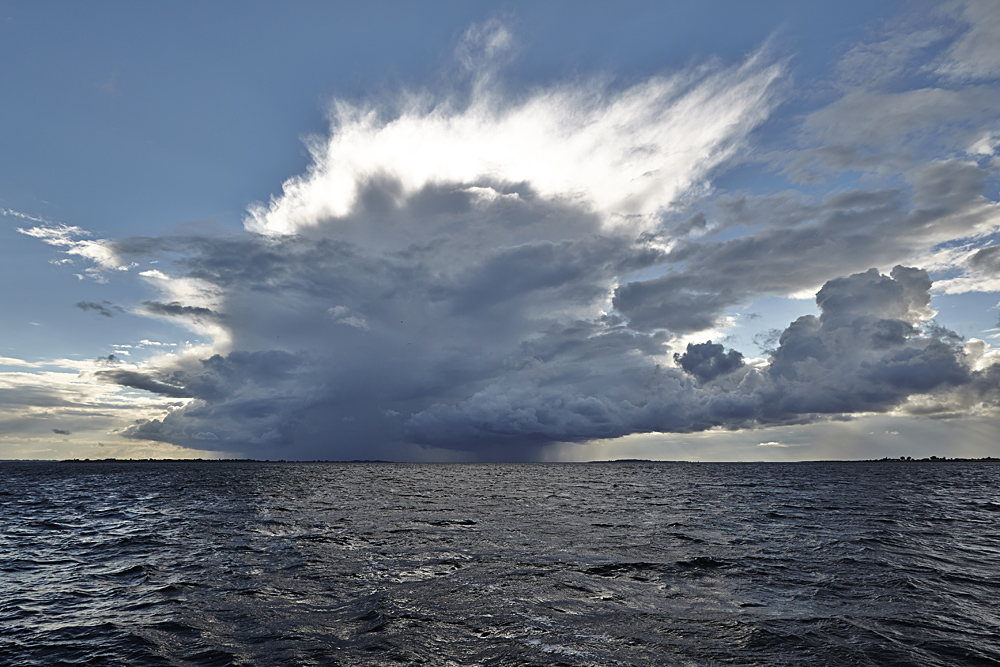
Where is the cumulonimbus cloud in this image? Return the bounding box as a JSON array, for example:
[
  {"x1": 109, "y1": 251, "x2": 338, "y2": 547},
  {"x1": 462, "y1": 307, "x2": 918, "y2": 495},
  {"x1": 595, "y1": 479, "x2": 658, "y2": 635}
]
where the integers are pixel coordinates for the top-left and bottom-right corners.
[
  {"x1": 106, "y1": 261, "x2": 997, "y2": 457},
  {"x1": 22, "y1": 11, "x2": 1000, "y2": 460}
]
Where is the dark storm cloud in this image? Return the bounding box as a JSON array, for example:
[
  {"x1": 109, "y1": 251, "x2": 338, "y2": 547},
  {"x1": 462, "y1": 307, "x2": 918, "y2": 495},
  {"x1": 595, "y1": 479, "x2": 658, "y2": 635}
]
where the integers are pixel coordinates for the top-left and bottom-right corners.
[
  {"x1": 98, "y1": 349, "x2": 317, "y2": 449},
  {"x1": 969, "y1": 245, "x2": 1000, "y2": 274},
  {"x1": 52, "y1": 428, "x2": 71, "y2": 435},
  {"x1": 672, "y1": 212, "x2": 708, "y2": 238},
  {"x1": 96, "y1": 370, "x2": 193, "y2": 398},
  {"x1": 758, "y1": 267, "x2": 970, "y2": 418},
  {"x1": 102, "y1": 224, "x2": 998, "y2": 456},
  {"x1": 404, "y1": 266, "x2": 987, "y2": 449},
  {"x1": 613, "y1": 275, "x2": 737, "y2": 334},
  {"x1": 91, "y1": 161, "x2": 998, "y2": 458},
  {"x1": 98, "y1": 193, "x2": 631, "y2": 458},
  {"x1": 448, "y1": 236, "x2": 661, "y2": 316},
  {"x1": 99, "y1": 350, "x2": 302, "y2": 402},
  {"x1": 75, "y1": 111, "x2": 1000, "y2": 463},
  {"x1": 177, "y1": 351, "x2": 304, "y2": 402},
  {"x1": 815, "y1": 266, "x2": 931, "y2": 329},
  {"x1": 76, "y1": 300, "x2": 122, "y2": 317},
  {"x1": 674, "y1": 342, "x2": 745, "y2": 382},
  {"x1": 142, "y1": 301, "x2": 219, "y2": 320}
]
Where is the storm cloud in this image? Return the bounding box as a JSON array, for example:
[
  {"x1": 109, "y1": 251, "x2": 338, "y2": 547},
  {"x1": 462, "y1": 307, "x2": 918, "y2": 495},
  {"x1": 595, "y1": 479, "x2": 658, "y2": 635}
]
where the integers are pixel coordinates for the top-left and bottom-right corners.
[
  {"x1": 20, "y1": 8, "x2": 1000, "y2": 460},
  {"x1": 142, "y1": 301, "x2": 219, "y2": 321},
  {"x1": 104, "y1": 194, "x2": 998, "y2": 457},
  {"x1": 403, "y1": 266, "x2": 986, "y2": 448},
  {"x1": 76, "y1": 301, "x2": 122, "y2": 318},
  {"x1": 674, "y1": 342, "x2": 745, "y2": 382}
]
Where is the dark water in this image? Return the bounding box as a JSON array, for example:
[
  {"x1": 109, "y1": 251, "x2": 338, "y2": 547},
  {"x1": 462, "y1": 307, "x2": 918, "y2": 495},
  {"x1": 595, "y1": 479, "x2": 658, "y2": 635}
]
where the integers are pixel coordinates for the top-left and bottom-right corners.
[{"x1": 2, "y1": 461, "x2": 1000, "y2": 666}]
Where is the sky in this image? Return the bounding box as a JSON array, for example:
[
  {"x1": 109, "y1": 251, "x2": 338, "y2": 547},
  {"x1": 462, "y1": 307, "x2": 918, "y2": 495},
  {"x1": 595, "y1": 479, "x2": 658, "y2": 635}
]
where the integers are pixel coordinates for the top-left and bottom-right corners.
[{"x1": 2, "y1": 0, "x2": 999, "y2": 462}]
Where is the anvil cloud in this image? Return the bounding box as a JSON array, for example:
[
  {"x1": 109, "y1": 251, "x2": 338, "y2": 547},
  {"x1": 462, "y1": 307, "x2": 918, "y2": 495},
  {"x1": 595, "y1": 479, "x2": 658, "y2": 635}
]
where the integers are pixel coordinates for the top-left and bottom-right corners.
[{"x1": 7, "y1": 4, "x2": 1000, "y2": 461}]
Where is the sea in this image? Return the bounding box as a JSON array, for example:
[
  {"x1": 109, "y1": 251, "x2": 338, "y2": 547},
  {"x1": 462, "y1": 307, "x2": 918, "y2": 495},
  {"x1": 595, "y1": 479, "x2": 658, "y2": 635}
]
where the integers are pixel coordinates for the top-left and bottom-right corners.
[{"x1": 2, "y1": 460, "x2": 999, "y2": 666}]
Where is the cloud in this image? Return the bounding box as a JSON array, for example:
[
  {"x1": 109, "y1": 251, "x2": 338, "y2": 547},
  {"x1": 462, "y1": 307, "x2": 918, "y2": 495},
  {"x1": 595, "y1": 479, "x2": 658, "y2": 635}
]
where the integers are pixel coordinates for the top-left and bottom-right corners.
[
  {"x1": 95, "y1": 369, "x2": 193, "y2": 398},
  {"x1": 142, "y1": 300, "x2": 219, "y2": 321},
  {"x1": 674, "y1": 341, "x2": 745, "y2": 382},
  {"x1": 2, "y1": 208, "x2": 52, "y2": 225},
  {"x1": 777, "y1": 1, "x2": 1000, "y2": 207},
  {"x1": 799, "y1": 88, "x2": 1000, "y2": 167},
  {"x1": 760, "y1": 267, "x2": 972, "y2": 417},
  {"x1": 934, "y1": 0, "x2": 1000, "y2": 82},
  {"x1": 98, "y1": 252, "x2": 998, "y2": 459},
  {"x1": 327, "y1": 306, "x2": 369, "y2": 331},
  {"x1": 244, "y1": 39, "x2": 783, "y2": 235},
  {"x1": 780, "y1": 1, "x2": 1000, "y2": 304},
  {"x1": 67, "y1": 37, "x2": 782, "y2": 459},
  {"x1": 21, "y1": 13, "x2": 1000, "y2": 461},
  {"x1": 969, "y1": 245, "x2": 1000, "y2": 274},
  {"x1": 0, "y1": 361, "x2": 187, "y2": 458},
  {"x1": 76, "y1": 300, "x2": 123, "y2": 318},
  {"x1": 645, "y1": 158, "x2": 999, "y2": 320},
  {"x1": 17, "y1": 222, "x2": 125, "y2": 281},
  {"x1": 403, "y1": 266, "x2": 990, "y2": 450}
]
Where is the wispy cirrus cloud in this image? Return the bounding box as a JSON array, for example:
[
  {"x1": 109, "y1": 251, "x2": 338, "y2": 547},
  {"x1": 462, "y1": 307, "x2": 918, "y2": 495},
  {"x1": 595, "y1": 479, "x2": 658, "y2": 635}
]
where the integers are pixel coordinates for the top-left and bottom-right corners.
[
  {"x1": 15, "y1": 222, "x2": 127, "y2": 282},
  {"x1": 1, "y1": 207, "x2": 52, "y2": 225}
]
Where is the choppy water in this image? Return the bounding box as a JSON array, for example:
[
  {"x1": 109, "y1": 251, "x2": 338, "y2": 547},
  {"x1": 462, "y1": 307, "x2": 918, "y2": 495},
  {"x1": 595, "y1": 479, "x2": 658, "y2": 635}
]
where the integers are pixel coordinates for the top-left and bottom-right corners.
[{"x1": 2, "y1": 460, "x2": 1000, "y2": 666}]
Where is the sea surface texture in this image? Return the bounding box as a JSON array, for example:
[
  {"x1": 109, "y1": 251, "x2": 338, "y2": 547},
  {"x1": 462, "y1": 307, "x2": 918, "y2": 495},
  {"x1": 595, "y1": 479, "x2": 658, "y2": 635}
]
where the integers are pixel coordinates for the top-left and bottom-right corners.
[{"x1": 2, "y1": 460, "x2": 999, "y2": 666}]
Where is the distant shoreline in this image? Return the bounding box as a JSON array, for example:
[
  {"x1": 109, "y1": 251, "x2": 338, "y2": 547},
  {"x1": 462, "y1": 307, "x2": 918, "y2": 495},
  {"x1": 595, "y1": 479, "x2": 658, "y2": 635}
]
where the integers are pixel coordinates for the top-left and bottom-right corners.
[{"x1": 1, "y1": 457, "x2": 998, "y2": 464}]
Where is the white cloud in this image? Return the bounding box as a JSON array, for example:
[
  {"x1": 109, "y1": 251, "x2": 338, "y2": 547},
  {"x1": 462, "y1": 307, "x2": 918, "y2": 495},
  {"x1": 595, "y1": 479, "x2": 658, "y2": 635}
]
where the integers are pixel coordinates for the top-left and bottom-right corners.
[
  {"x1": 456, "y1": 17, "x2": 515, "y2": 76},
  {"x1": 137, "y1": 270, "x2": 231, "y2": 356},
  {"x1": 16, "y1": 222, "x2": 125, "y2": 280},
  {"x1": 1, "y1": 207, "x2": 52, "y2": 224},
  {"x1": 245, "y1": 45, "x2": 783, "y2": 235},
  {"x1": 328, "y1": 306, "x2": 369, "y2": 331},
  {"x1": 139, "y1": 269, "x2": 170, "y2": 280},
  {"x1": 934, "y1": 0, "x2": 1000, "y2": 82},
  {"x1": 0, "y1": 356, "x2": 37, "y2": 367}
]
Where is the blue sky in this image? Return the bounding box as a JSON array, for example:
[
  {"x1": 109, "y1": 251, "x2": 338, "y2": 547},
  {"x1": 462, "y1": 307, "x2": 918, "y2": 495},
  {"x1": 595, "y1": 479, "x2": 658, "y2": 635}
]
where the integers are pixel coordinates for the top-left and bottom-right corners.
[{"x1": 2, "y1": 1, "x2": 999, "y2": 461}]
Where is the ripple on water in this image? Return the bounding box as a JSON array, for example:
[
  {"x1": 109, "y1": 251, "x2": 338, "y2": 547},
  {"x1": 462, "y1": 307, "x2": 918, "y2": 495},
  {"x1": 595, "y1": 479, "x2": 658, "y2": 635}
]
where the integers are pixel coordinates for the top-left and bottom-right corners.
[{"x1": 2, "y1": 460, "x2": 1000, "y2": 666}]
